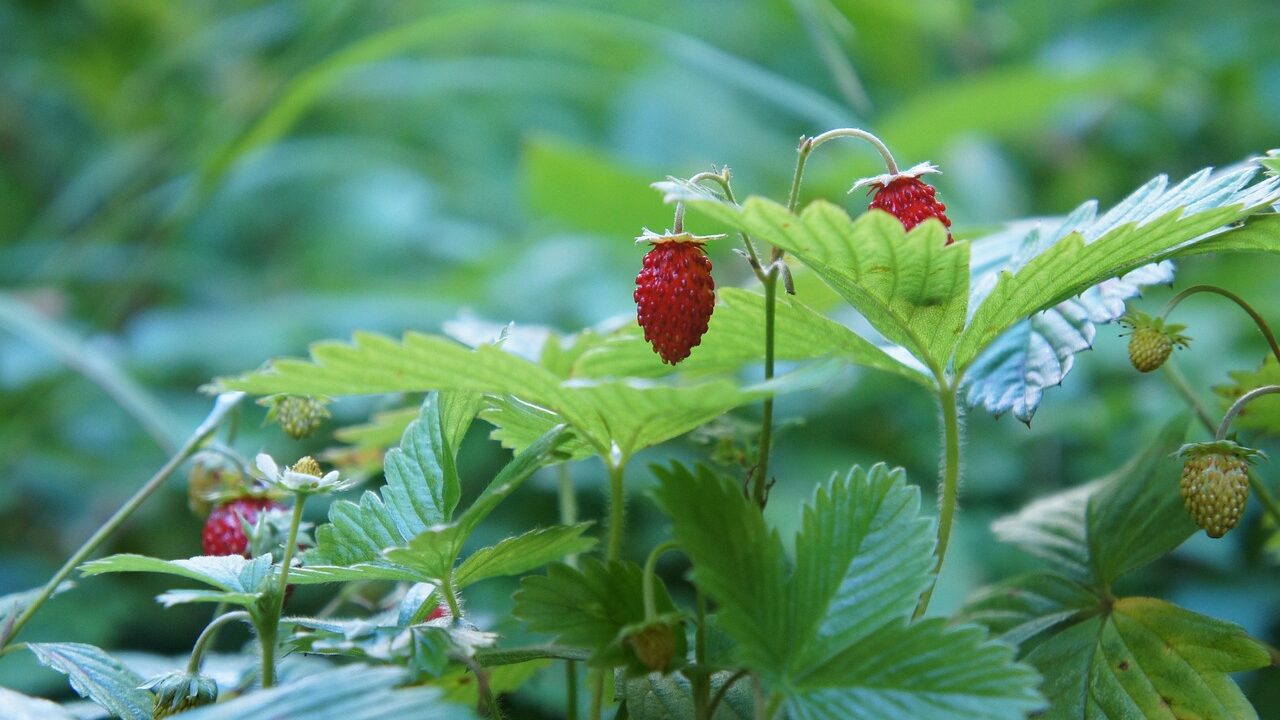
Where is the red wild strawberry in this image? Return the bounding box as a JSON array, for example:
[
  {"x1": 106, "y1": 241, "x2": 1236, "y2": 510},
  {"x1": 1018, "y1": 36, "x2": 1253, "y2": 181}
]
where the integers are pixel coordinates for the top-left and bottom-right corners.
[
  {"x1": 853, "y1": 162, "x2": 953, "y2": 244},
  {"x1": 202, "y1": 497, "x2": 283, "y2": 557},
  {"x1": 634, "y1": 229, "x2": 723, "y2": 365}
]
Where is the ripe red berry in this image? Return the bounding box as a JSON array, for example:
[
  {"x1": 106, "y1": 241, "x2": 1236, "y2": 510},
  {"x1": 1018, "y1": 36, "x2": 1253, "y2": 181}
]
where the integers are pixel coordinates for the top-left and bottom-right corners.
[
  {"x1": 634, "y1": 235, "x2": 717, "y2": 365},
  {"x1": 202, "y1": 497, "x2": 283, "y2": 557},
  {"x1": 854, "y1": 162, "x2": 953, "y2": 244},
  {"x1": 426, "y1": 603, "x2": 448, "y2": 621}
]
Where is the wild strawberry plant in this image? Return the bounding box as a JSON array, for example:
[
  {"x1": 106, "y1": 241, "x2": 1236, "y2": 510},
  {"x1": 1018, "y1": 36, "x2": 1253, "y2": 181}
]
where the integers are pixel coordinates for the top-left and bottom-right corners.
[{"x1": 3, "y1": 132, "x2": 1280, "y2": 719}]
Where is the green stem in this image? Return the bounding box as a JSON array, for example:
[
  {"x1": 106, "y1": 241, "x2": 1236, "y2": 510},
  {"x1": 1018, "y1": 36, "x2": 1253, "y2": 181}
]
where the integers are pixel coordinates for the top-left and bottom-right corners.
[
  {"x1": 557, "y1": 461, "x2": 580, "y2": 719},
  {"x1": 641, "y1": 541, "x2": 679, "y2": 621},
  {"x1": 257, "y1": 615, "x2": 277, "y2": 689},
  {"x1": 706, "y1": 669, "x2": 748, "y2": 720},
  {"x1": 1217, "y1": 385, "x2": 1280, "y2": 440},
  {"x1": 565, "y1": 658, "x2": 579, "y2": 720},
  {"x1": 914, "y1": 382, "x2": 962, "y2": 619},
  {"x1": 606, "y1": 462, "x2": 626, "y2": 561},
  {"x1": 276, "y1": 500, "x2": 305, "y2": 607},
  {"x1": 1162, "y1": 360, "x2": 1216, "y2": 432},
  {"x1": 186, "y1": 611, "x2": 250, "y2": 674},
  {"x1": 440, "y1": 573, "x2": 463, "y2": 622},
  {"x1": 688, "y1": 170, "x2": 766, "y2": 283},
  {"x1": 261, "y1": 494, "x2": 306, "y2": 689},
  {"x1": 786, "y1": 127, "x2": 898, "y2": 217},
  {"x1": 0, "y1": 392, "x2": 245, "y2": 651},
  {"x1": 462, "y1": 656, "x2": 504, "y2": 719},
  {"x1": 1162, "y1": 285, "x2": 1280, "y2": 366},
  {"x1": 752, "y1": 268, "x2": 779, "y2": 509},
  {"x1": 693, "y1": 590, "x2": 710, "y2": 720}
]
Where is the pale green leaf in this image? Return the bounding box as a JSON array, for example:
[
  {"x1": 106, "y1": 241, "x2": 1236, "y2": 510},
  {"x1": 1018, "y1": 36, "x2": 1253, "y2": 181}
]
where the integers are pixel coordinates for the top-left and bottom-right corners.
[
  {"x1": 958, "y1": 573, "x2": 1100, "y2": 649},
  {"x1": 80, "y1": 553, "x2": 273, "y2": 595},
  {"x1": 673, "y1": 193, "x2": 967, "y2": 373},
  {"x1": 623, "y1": 671, "x2": 754, "y2": 720},
  {"x1": 27, "y1": 642, "x2": 154, "y2": 720},
  {"x1": 956, "y1": 169, "x2": 1280, "y2": 371},
  {"x1": 453, "y1": 524, "x2": 596, "y2": 587},
  {"x1": 480, "y1": 395, "x2": 595, "y2": 460},
  {"x1": 177, "y1": 665, "x2": 451, "y2": 719},
  {"x1": 1025, "y1": 598, "x2": 1267, "y2": 720},
  {"x1": 1178, "y1": 212, "x2": 1280, "y2": 257},
  {"x1": 1213, "y1": 355, "x2": 1280, "y2": 436},
  {"x1": 573, "y1": 288, "x2": 928, "y2": 386},
  {"x1": 156, "y1": 589, "x2": 263, "y2": 607}
]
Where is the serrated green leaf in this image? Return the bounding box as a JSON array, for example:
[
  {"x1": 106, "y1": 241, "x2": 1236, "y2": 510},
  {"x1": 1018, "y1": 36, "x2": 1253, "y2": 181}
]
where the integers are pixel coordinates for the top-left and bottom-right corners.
[
  {"x1": 958, "y1": 573, "x2": 1100, "y2": 649},
  {"x1": 623, "y1": 670, "x2": 753, "y2": 720},
  {"x1": 512, "y1": 558, "x2": 676, "y2": 667},
  {"x1": 177, "y1": 665, "x2": 451, "y2": 719},
  {"x1": 217, "y1": 330, "x2": 784, "y2": 459},
  {"x1": 956, "y1": 169, "x2": 1280, "y2": 371},
  {"x1": 991, "y1": 416, "x2": 1191, "y2": 587},
  {"x1": 27, "y1": 642, "x2": 154, "y2": 720},
  {"x1": 333, "y1": 405, "x2": 420, "y2": 452},
  {"x1": 80, "y1": 553, "x2": 273, "y2": 596},
  {"x1": 573, "y1": 288, "x2": 928, "y2": 386},
  {"x1": 673, "y1": 192, "x2": 967, "y2": 374},
  {"x1": 453, "y1": 524, "x2": 596, "y2": 587},
  {"x1": 1024, "y1": 597, "x2": 1268, "y2": 720},
  {"x1": 1214, "y1": 355, "x2": 1280, "y2": 436},
  {"x1": 306, "y1": 394, "x2": 475, "y2": 568},
  {"x1": 0, "y1": 687, "x2": 77, "y2": 720},
  {"x1": 480, "y1": 394, "x2": 595, "y2": 460},
  {"x1": 652, "y1": 463, "x2": 1042, "y2": 717},
  {"x1": 1178, "y1": 212, "x2": 1280, "y2": 257}
]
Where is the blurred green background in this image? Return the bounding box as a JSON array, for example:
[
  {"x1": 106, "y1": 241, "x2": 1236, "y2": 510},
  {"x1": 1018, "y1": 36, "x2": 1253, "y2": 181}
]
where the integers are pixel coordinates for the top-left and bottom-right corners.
[{"x1": 3, "y1": 0, "x2": 1280, "y2": 714}]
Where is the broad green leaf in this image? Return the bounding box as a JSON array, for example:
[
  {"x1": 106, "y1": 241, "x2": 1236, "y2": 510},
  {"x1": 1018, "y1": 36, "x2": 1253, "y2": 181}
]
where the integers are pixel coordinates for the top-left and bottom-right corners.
[
  {"x1": 333, "y1": 406, "x2": 419, "y2": 451},
  {"x1": 481, "y1": 394, "x2": 594, "y2": 460},
  {"x1": 80, "y1": 554, "x2": 273, "y2": 596},
  {"x1": 299, "y1": 424, "x2": 567, "y2": 585},
  {"x1": 1213, "y1": 356, "x2": 1280, "y2": 436},
  {"x1": 652, "y1": 463, "x2": 1042, "y2": 718},
  {"x1": 573, "y1": 288, "x2": 928, "y2": 386},
  {"x1": 27, "y1": 642, "x2": 154, "y2": 720},
  {"x1": 306, "y1": 394, "x2": 475, "y2": 568},
  {"x1": 0, "y1": 687, "x2": 77, "y2": 720},
  {"x1": 956, "y1": 168, "x2": 1280, "y2": 371},
  {"x1": 453, "y1": 524, "x2": 596, "y2": 587},
  {"x1": 216, "y1": 330, "x2": 782, "y2": 459},
  {"x1": 958, "y1": 573, "x2": 1100, "y2": 648},
  {"x1": 512, "y1": 557, "x2": 676, "y2": 667},
  {"x1": 177, "y1": 665, "x2": 452, "y2": 719},
  {"x1": 1024, "y1": 598, "x2": 1267, "y2": 720},
  {"x1": 670, "y1": 191, "x2": 967, "y2": 373},
  {"x1": 1179, "y1": 212, "x2": 1280, "y2": 257},
  {"x1": 991, "y1": 416, "x2": 1191, "y2": 587},
  {"x1": 623, "y1": 670, "x2": 754, "y2": 720}
]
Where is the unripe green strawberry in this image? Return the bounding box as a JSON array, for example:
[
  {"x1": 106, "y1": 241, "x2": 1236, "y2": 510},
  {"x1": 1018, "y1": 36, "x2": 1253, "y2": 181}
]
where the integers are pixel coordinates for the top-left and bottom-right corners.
[
  {"x1": 261, "y1": 395, "x2": 331, "y2": 440},
  {"x1": 141, "y1": 671, "x2": 218, "y2": 717},
  {"x1": 1177, "y1": 440, "x2": 1265, "y2": 538},
  {"x1": 1119, "y1": 310, "x2": 1190, "y2": 373}
]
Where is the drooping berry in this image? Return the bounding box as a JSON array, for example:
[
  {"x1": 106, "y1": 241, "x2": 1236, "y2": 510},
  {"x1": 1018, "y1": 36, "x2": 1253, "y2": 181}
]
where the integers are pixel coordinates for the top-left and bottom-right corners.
[
  {"x1": 202, "y1": 497, "x2": 284, "y2": 557},
  {"x1": 261, "y1": 395, "x2": 331, "y2": 440},
  {"x1": 634, "y1": 230, "x2": 722, "y2": 365},
  {"x1": 1119, "y1": 311, "x2": 1190, "y2": 373},
  {"x1": 852, "y1": 162, "x2": 953, "y2": 243},
  {"x1": 142, "y1": 671, "x2": 219, "y2": 718},
  {"x1": 1177, "y1": 440, "x2": 1265, "y2": 538}
]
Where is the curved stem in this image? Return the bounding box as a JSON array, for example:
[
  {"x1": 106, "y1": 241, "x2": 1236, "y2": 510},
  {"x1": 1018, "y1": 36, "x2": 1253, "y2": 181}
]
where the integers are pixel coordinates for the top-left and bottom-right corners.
[
  {"x1": 1162, "y1": 285, "x2": 1280, "y2": 366},
  {"x1": 186, "y1": 611, "x2": 250, "y2": 674},
  {"x1": 1217, "y1": 385, "x2": 1280, "y2": 440},
  {"x1": 606, "y1": 462, "x2": 627, "y2": 561},
  {"x1": 0, "y1": 392, "x2": 245, "y2": 651},
  {"x1": 1162, "y1": 360, "x2": 1216, "y2": 432},
  {"x1": 689, "y1": 170, "x2": 767, "y2": 283},
  {"x1": 786, "y1": 127, "x2": 898, "y2": 218},
  {"x1": 641, "y1": 541, "x2": 679, "y2": 621},
  {"x1": 673, "y1": 203, "x2": 686, "y2": 234},
  {"x1": 706, "y1": 669, "x2": 749, "y2": 720},
  {"x1": 914, "y1": 383, "x2": 962, "y2": 619}
]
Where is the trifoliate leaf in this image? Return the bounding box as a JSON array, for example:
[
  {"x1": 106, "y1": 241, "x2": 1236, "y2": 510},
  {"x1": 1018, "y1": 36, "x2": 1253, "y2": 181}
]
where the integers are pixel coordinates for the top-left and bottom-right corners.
[
  {"x1": 26, "y1": 642, "x2": 154, "y2": 720},
  {"x1": 652, "y1": 462, "x2": 1043, "y2": 718}
]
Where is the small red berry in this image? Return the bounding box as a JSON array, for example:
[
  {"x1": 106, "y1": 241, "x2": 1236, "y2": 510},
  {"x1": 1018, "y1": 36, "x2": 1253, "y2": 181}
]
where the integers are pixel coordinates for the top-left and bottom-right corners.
[
  {"x1": 634, "y1": 231, "x2": 719, "y2": 365},
  {"x1": 854, "y1": 162, "x2": 953, "y2": 244},
  {"x1": 426, "y1": 603, "x2": 448, "y2": 621},
  {"x1": 202, "y1": 497, "x2": 282, "y2": 557}
]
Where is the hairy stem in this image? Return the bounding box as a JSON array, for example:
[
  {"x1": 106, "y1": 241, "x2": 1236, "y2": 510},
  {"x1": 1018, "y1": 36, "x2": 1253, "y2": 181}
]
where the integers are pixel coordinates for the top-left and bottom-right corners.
[
  {"x1": 1162, "y1": 285, "x2": 1280, "y2": 366},
  {"x1": 257, "y1": 615, "x2": 277, "y2": 689},
  {"x1": 186, "y1": 611, "x2": 250, "y2": 674},
  {"x1": 641, "y1": 541, "x2": 679, "y2": 621},
  {"x1": 0, "y1": 392, "x2": 245, "y2": 651},
  {"x1": 689, "y1": 170, "x2": 766, "y2": 283},
  {"x1": 914, "y1": 383, "x2": 962, "y2": 619},
  {"x1": 752, "y1": 266, "x2": 779, "y2": 509},
  {"x1": 565, "y1": 658, "x2": 579, "y2": 720},
  {"x1": 1217, "y1": 385, "x2": 1280, "y2": 440},
  {"x1": 606, "y1": 462, "x2": 626, "y2": 561}
]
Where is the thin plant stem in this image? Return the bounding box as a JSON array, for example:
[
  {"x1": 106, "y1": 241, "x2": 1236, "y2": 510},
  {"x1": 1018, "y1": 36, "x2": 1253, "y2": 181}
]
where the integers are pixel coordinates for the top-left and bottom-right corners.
[
  {"x1": 914, "y1": 382, "x2": 962, "y2": 619},
  {"x1": 0, "y1": 392, "x2": 245, "y2": 651},
  {"x1": 1162, "y1": 285, "x2": 1280, "y2": 366},
  {"x1": 565, "y1": 659, "x2": 579, "y2": 720},
  {"x1": 440, "y1": 573, "x2": 463, "y2": 621},
  {"x1": 641, "y1": 541, "x2": 679, "y2": 621},
  {"x1": 186, "y1": 611, "x2": 250, "y2": 674},
  {"x1": 688, "y1": 170, "x2": 766, "y2": 283},
  {"x1": 276, "y1": 500, "x2": 306, "y2": 608},
  {"x1": 462, "y1": 656, "x2": 504, "y2": 719},
  {"x1": 557, "y1": 461, "x2": 580, "y2": 719},
  {"x1": 693, "y1": 589, "x2": 710, "y2": 720},
  {"x1": 260, "y1": 494, "x2": 307, "y2": 689},
  {"x1": 706, "y1": 669, "x2": 749, "y2": 720},
  {"x1": 1162, "y1": 360, "x2": 1216, "y2": 432},
  {"x1": 1217, "y1": 385, "x2": 1280, "y2": 440},
  {"x1": 752, "y1": 267, "x2": 779, "y2": 509},
  {"x1": 786, "y1": 127, "x2": 898, "y2": 221},
  {"x1": 606, "y1": 462, "x2": 627, "y2": 561}
]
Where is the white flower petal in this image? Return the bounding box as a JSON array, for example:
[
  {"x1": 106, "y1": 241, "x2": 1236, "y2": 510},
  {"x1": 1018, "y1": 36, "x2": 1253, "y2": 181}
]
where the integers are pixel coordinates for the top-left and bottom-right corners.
[{"x1": 256, "y1": 454, "x2": 280, "y2": 480}]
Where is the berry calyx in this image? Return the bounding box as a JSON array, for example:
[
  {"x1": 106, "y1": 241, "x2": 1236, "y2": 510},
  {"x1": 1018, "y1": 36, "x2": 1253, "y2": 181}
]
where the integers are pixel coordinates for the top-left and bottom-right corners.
[
  {"x1": 852, "y1": 162, "x2": 952, "y2": 243},
  {"x1": 1120, "y1": 311, "x2": 1190, "y2": 373},
  {"x1": 1177, "y1": 440, "x2": 1265, "y2": 538},
  {"x1": 202, "y1": 497, "x2": 284, "y2": 557},
  {"x1": 634, "y1": 229, "x2": 723, "y2": 365},
  {"x1": 142, "y1": 671, "x2": 218, "y2": 718}
]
